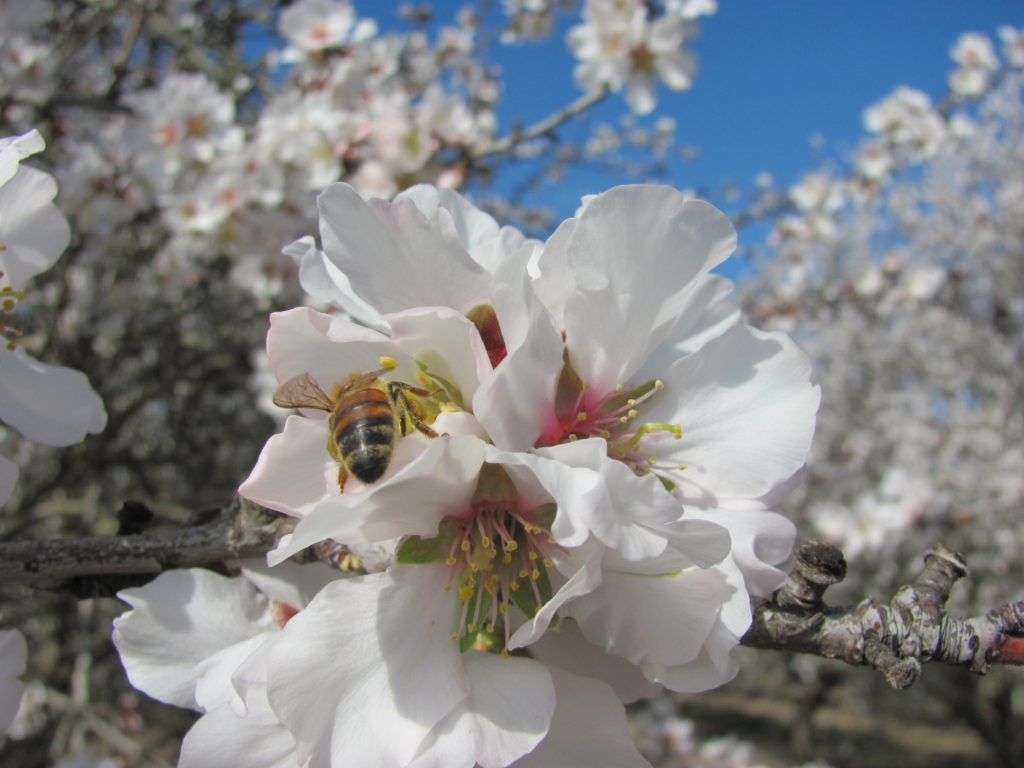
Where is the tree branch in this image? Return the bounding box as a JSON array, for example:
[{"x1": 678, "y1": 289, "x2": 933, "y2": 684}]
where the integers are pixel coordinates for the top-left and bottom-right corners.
[
  {"x1": 472, "y1": 85, "x2": 610, "y2": 159},
  {"x1": 742, "y1": 540, "x2": 1024, "y2": 687},
  {"x1": 0, "y1": 497, "x2": 292, "y2": 592}
]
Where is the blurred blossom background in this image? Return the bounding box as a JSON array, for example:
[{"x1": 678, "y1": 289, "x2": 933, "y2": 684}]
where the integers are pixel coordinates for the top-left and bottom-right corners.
[{"x1": 1, "y1": 1, "x2": 1023, "y2": 766}]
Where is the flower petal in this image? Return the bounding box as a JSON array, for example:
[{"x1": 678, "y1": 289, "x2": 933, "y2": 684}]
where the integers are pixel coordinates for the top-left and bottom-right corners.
[
  {"x1": 266, "y1": 566, "x2": 468, "y2": 768},
  {"x1": 408, "y1": 653, "x2": 555, "y2": 768},
  {"x1": 113, "y1": 569, "x2": 275, "y2": 710},
  {"x1": 510, "y1": 667, "x2": 652, "y2": 768},
  {"x1": 643, "y1": 322, "x2": 820, "y2": 505},
  {"x1": 238, "y1": 414, "x2": 333, "y2": 519},
  {"x1": 318, "y1": 182, "x2": 490, "y2": 314},
  {"x1": 0, "y1": 347, "x2": 106, "y2": 447}
]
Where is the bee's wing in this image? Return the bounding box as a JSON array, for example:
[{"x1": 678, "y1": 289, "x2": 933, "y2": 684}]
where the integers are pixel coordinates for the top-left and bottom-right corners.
[{"x1": 273, "y1": 373, "x2": 334, "y2": 411}]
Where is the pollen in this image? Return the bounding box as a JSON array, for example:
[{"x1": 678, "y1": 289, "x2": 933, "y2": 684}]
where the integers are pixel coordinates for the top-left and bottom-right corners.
[{"x1": 378, "y1": 355, "x2": 399, "y2": 369}]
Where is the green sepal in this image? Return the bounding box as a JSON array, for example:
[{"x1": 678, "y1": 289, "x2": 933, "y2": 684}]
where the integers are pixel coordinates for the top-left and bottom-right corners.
[
  {"x1": 416, "y1": 360, "x2": 464, "y2": 410},
  {"x1": 553, "y1": 347, "x2": 585, "y2": 424},
  {"x1": 396, "y1": 517, "x2": 461, "y2": 564},
  {"x1": 531, "y1": 503, "x2": 557, "y2": 531},
  {"x1": 599, "y1": 378, "x2": 659, "y2": 416},
  {"x1": 509, "y1": 561, "x2": 554, "y2": 620}
]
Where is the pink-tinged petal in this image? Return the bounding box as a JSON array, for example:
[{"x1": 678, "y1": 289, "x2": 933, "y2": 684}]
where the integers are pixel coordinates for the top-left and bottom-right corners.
[
  {"x1": 386, "y1": 307, "x2": 491, "y2": 406},
  {"x1": 565, "y1": 565, "x2": 728, "y2": 672},
  {"x1": 180, "y1": 693, "x2": 299, "y2": 768},
  {"x1": 0, "y1": 166, "x2": 70, "y2": 287},
  {"x1": 318, "y1": 182, "x2": 491, "y2": 314},
  {"x1": 528, "y1": 619, "x2": 660, "y2": 704},
  {"x1": 511, "y1": 667, "x2": 652, "y2": 768},
  {"x1": 497, "y1": 441, "x2": 679, "y2": 560},
  {"x1": 238, "y1": 415, "x2": 332, "y2": 519},
  {"x1": 538, "y1": 185, "x2": 736, "y2": 392},
  {"x1": 0, "y1": 457, "x2": 17, "y2": 506},
  {"x1": 408, "y1": 653, "x2": 555, "y2": 768},
  {"x1": 266, "y1": 308, "x2": 395, "y2": 392},
  {"x1": 266, "y1": 566, "x2": 468, "y2": 768},
  {"x1": 268, "y1": 434, "x2": 484, "y2": 562},
  {"x1": 0, "y1": 348, "x2": 106, "y2": 447},
  {"x1": 239, "y1": 560, "x2": 343, "y2": 610},
  {"x1": 113, "y1": 570, "x2": 275, "y2": 710},
  {"x1": 685, "y1": 508, "x2": 796, "y2": 597},
  {"x1": 474, "y1": 268, "x2": 564, "y2": 452},
  {"x1": 644, "y1": 323, "x2": 820, "y2": 505},
  {"x1": 0, "y1": 629, "x2": 26, "y2": 732}
]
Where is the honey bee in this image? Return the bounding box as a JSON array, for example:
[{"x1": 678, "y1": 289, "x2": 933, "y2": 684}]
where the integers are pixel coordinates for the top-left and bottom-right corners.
[{"x1": 273, "y1": 367, "x2": 438, "y2": 487}]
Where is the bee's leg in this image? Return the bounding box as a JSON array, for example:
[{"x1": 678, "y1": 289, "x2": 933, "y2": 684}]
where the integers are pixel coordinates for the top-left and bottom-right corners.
[
  {"x1": 326, "y1": 436, "x2": 349, "y2": 491},
  {"x1": 388, "y1": 382, "x2": 440, "y2": 438},
  {"x1": 336, "y1": 463, "x2": 349, "y2": 493}
]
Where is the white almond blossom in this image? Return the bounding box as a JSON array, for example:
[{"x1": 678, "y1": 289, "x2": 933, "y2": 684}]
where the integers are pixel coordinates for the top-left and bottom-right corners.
[
  {"x1": 0, "y1": 131, "x2": 106, "y2": 504},
  {"x1": 219, "y1": 181, "x2": 819, "y2": 764},
  {"x1": 568, "y1": 0, "x2": 700, "y2": 114}
]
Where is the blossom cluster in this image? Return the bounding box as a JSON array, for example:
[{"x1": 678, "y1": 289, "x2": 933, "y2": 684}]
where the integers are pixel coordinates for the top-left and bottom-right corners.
[
  {"x1": 114, "y1": 181, "x2": 819, "y2": 766},
  {"x1": 0, "y1": 131, "x2": 105, "y2": 505},
  {"x1": 742, "y1": 28, "x2": 1024, "y2": 611}
]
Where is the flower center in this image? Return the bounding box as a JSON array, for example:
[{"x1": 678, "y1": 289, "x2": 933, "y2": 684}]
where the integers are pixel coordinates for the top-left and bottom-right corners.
[
  {"x1": 395, "y1": 464, "x2": 564, "y2": 658},
  {"x1": 0, "y1": 265, "x2": 25, "y2": 351},
  {"x1": 446, "y1": 495, "x2": 559, "y2": 657},
  {"x1": 536, "y1": 353, "x2": 685, "y2": 478}
]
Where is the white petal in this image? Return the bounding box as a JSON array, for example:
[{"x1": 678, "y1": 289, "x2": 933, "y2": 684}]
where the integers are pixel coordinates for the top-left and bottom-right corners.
[
  {"x1": 113, "y1": 570, "x2": 275, "y2": 710},
  {"x1": 239, "y1": 559, "x2": 343, "y2": 610},
  {"x1": 684, "y1": 508, "x2": 795, "y2": 597},
  {"x1": 268, "y1": 434, "x2": 484, "y2": 561},
  {"x1": 644, "y1": 323, "x2": 820, "y2": 505},
  {"x1": 238, "y1": 414, "x2": 333, "y2": 519},
  {"x1": 538, "y1": 185, "x2": 736, "y2": 392},
  {"x1": 630, "y1": 273, "x2": 740, "y2": 384},
  {"x1": 266, "y1": 307, "x2": 393, "y2": 392},
  {"x1": 565, "y1": 565, "x2": 728, "y2": 672},
  {"x1": 0, "y1": 629, "x2": 26, "y2": 732},
  {"x1": 318, "y1": 183, "x2": 490, "y2": 314},
  {"x1": 473, "y1": 261, "x2": 564, "y2": 452},
  {"x1": 287, "y1": 235, "x2": 385, "y2": 331},
  {"x1": 180, "y1": 692, "x2": 299, "y2": 768},
  {"x1": 409, "y1": 653, "x2": 555, "y2": 768},
  {"x1": 0, "y1": 348, "x2": 106, "y2": 447},
  {"x1": 386, "y1": 307, "x2": 492, "y2": 406},
  {"x1": 396, "y1": 185, "x2": 501, "y2": 258},
  {"x1": 0, "y1": 129, "x2": 44, "y2": 186},
  {"x1": 511, "y1": 667, "x2": 651, "y2": 768},
  {"x1": 266, "y1": 566, "x2": 468, "y2": 768},
  {"x1": 499, "y1": 441, "x2": 679, "y2": 560},
  {"x1": 528, "y1": 619, "x2": 660, "y2": 704},
  {"x1": 0, "y1": 166, "x2": 70, "y2": 287}
]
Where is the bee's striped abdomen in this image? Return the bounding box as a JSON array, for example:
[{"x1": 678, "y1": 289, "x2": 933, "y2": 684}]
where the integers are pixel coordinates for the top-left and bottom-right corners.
[{"x1": 329, "y1": 385, "x2": 396, "y2": 483}]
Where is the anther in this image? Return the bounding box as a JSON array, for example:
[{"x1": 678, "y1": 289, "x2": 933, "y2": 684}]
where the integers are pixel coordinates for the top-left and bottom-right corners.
[
  {"x1": 379, "y1": 356, "x2": 399, "y2": 369},
  {"x1": 576, "y1": 412, "x2": 588, "y2": 422}
]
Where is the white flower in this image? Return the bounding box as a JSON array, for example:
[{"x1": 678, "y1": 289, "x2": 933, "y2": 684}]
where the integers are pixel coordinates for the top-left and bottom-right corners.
[
  {"x1": 279, "y1": 0, "x2": 377, "y2": 60},
  {"x1": 0, "y1": 131, "x2": 106, "y2": 503},
  {"x1": 113, "y1": 562, "x2": 342, "y2": 768},
  {"x1": 568, "y1": 0, "x2": 698, "y2": 115}
]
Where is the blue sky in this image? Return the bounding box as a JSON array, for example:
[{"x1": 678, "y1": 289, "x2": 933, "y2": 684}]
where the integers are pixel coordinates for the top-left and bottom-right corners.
[{"x1": 392, "y1": 1, "x2": 1024, "y2": 217}]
